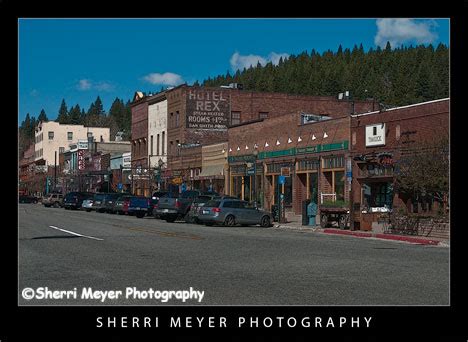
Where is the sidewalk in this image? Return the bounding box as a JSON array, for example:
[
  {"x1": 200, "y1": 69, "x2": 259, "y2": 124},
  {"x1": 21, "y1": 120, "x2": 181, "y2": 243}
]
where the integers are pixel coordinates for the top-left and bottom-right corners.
[{"x1": 273, "y1": 221, "x2": 449, "y2": 247}]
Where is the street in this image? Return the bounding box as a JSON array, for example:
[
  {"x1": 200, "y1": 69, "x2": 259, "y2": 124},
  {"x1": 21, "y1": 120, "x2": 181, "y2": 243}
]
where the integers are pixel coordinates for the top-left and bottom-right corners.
[{"x1": 18, "y1": 204, "x2": 449, "y2": 306}]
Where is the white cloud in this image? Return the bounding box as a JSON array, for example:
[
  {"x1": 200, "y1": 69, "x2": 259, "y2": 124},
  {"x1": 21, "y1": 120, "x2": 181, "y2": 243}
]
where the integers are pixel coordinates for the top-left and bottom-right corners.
[
  {"x1": 230, "y1": 51, "x2": 290, "y2": 71},
  {"x1": 374, "y1": 19, "x2": 438, "y2": 48},
  {"x1": 77, "y1": 79, "x2": 115, "y2": 92},
  {"x1": 95, "y1": 81, "x2": 115, "y2": 92},
  {"x1": 77, "y1": 79, "x2": 92, "y2": 91},
  {"x1": 142, "y1": 72, "x2": 184, "y2": 86}
]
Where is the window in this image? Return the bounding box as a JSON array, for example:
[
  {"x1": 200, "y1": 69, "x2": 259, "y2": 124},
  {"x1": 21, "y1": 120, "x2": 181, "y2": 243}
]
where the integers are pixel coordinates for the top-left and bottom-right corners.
[
  {"x1": 373, "y1": 127, "x2": 377, "y2": 135},
  {"x1": 259, "y1": 112, "x2": 269, "y2": 119},
  {"x1": 322, "y1": 156, "x2": 345, "y2": 169},
  {"x1": 162, "y1": 131, "x2": 165, "y2": 155},
  {"x1": 170, "y1": 141, "x2": 173, "y2": 155},
  {"x1": 231, "y1": 111, "x2": 241, "y2": 125},
  {"x1": 156, "y1": 134, "x2": 160, "y2": 155},
  {"x1": 150, "y1": 135, "x2": 154, "y2": 155},
  {"x1": 48, "y1": 131, "x2": 54, "y2": 140},
  {"x1": 176, "y1": 111, "x2": 180, "y2": 127},
  {"x1": 67, "y1": 132, "x2": 73, "y2": 140},
  {"x1": 59, "y1": 147, "x2": 65, "y2": 154},
  {"x1": 176, "y1": 140, "x2": 180, "y2": 156},
  {"x1": 298, "y1": 159, "x2": 319, "y2": 171},
  {"x1": 100, "y1": 135, "x2": 103, "y2": 142},
  {"x1": 170, "y1": 113, "x2": 174, "y2": 128},
  {"x1": 87, "y1": 132, "x2": 93, "y2": 138}
]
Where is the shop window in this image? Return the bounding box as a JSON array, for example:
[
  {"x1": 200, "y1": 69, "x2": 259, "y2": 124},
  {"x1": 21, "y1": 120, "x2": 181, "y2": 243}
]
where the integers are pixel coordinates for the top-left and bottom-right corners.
[
  {"x1": 308, "y1": 172, "x2": 318, "y2": 202},
  {"x1": 334, "y1": 171, "x2": 345, "y2": 202},
  {"x1": 298, "y1": 159, "x2": 319, "y2": 171},
  {"x1": 322, "y1": 156, "x2": 344, "y2": 169}
]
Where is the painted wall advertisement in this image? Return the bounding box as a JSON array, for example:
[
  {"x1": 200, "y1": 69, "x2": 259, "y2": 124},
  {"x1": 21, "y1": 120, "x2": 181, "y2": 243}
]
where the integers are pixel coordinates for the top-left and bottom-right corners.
[{"x1": 186, "y1": 89, "x2": 230, "y2": 130}]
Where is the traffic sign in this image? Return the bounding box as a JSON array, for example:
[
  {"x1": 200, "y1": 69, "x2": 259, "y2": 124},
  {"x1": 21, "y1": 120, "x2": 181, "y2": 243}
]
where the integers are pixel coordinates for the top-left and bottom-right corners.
[
  {"x1": 118, "y1": 183, "x2": 123, "y2": 190},
  {"x1": 278, "y1": 175, "x2": 286, "y2": 185}
]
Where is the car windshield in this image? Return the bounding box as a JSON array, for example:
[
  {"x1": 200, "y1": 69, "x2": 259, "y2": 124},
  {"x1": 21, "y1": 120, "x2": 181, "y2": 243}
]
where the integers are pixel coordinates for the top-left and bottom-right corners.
[
  {"x1": 204, "y1": 200, "x2": 221, "y2": 208},
  {"x1": 94, "y1": 194, "x2": 105, "y2": 201}
]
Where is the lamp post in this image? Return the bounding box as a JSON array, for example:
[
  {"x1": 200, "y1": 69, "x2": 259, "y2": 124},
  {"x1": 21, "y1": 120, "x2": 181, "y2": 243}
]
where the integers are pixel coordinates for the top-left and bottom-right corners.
[
  {"x1": 253, "y1": 149, "x2": 259, "y2": 206},
  {"x1": 157, "y1": 158, "x2": 164, "y2": 191}
]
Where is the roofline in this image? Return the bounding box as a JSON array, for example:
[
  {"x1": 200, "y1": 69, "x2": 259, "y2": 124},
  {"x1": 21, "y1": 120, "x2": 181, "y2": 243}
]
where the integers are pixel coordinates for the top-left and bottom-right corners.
[{"x1": 351, "y1": 98, "x2": 450, "y2": 118}]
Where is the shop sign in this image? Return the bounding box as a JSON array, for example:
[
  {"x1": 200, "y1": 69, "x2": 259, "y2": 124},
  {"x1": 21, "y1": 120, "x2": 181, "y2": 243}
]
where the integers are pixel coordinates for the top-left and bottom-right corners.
[
  {"x1": 77, "y1": 140, "x2": 88, "y2": 150},
  {"x1": 228, "y1": 155, "x2": 256, "y2": 163},
  {"x1": 366, "y1": 123, "x2": 386, "y2": 147},
  {"x1": 186, "y1": 89, "x2": 230, "y2": 130},
  {"x1": 172, "y1": 177, "x2": 183, "y2": 185}
]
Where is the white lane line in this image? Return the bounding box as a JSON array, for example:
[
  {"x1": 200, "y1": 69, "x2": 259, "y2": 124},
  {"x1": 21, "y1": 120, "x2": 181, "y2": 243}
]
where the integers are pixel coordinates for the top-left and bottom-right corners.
[{"x1": 49, "y1": 225, "x2": 103, "y2": 241}]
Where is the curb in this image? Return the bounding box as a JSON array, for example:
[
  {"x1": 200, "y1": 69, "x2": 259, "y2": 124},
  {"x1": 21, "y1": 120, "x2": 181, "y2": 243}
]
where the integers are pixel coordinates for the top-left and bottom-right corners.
[
  {"x1": 323, "y1": 228, "x2": 441, "y2": 245},
  {"x1": 273, "y1": 224, "x2": 447, "y2": 246}
]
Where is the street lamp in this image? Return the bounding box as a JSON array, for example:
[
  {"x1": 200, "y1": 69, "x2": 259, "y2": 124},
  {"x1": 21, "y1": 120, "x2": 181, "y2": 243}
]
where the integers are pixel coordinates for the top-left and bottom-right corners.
[{"x1": 253, "y1": 149, "x2": 259, "y2": 206}]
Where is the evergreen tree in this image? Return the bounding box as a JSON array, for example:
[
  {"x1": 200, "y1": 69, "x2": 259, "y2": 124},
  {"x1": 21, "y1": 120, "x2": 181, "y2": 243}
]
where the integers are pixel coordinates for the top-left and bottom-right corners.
[
  {"x1": 56, "y1": 99, "x2": 69, "y2": 124},
  {"x1": 38, "y1": 109, "x2": 48, "y2": 122}
]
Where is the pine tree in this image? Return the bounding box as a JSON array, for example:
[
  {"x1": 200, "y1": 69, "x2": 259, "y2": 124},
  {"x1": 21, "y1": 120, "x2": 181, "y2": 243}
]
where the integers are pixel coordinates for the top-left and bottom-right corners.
[
  {"x1": 56, "y1": 99, "x2": 69, "y2": 124},
  {"x1": 38, "y1": 109, "x2": 48, "y2": 122}
]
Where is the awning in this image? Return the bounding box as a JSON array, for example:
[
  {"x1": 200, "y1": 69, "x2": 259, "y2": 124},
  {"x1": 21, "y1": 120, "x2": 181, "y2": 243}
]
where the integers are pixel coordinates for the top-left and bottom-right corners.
[{"x1": 198, "y1": 164, "x2": 225, "y2": 179}]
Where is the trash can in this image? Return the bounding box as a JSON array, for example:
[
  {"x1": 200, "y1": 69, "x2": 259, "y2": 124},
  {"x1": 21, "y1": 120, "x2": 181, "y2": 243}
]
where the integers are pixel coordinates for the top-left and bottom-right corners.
[
  {"x1": 307, "y1": 201, "x2": 318, "y2": 226},
  {"x1": 271, "y1": 204, "x2": 279, "y2": 222},
  {"x1": 302, "y1": 199, "x2": 311, "y2": 225}
]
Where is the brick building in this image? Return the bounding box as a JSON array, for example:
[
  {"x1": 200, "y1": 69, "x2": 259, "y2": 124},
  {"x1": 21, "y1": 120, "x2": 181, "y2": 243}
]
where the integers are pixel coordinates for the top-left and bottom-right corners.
[
  {"x1": 163, "y1": 84, "x2": 377, "y2": 189},
  {"x1": 228, "y1": 113, "x2": 352, "y2": 218},
  {"x1": 349, "y1": 98, "x2": 449, "y2": 233}
]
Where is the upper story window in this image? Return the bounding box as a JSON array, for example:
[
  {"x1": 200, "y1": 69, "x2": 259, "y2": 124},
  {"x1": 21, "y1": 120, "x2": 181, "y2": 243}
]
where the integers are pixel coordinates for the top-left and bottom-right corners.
[
  {"x1": 87, "y1": 132, "x2": 93, "y2": 138},
  {"x1": 322, "y1": 156, "x2": 345, "y2": 170},
  {"x1": 231, "y1": 112, "x2": 241, "y2": 126},
  {"x1": 48, "y1": 131, "x2": 54, "y2": 140},
  {"x1": 67, "y1": 132, "x2": 73, "y2": 140},
  {"x1": 259, "y1": 112, "x2": 269, "y2": 119},
  {"x1": 175, "y1": 111, "x2": 180, "y2": 127}
]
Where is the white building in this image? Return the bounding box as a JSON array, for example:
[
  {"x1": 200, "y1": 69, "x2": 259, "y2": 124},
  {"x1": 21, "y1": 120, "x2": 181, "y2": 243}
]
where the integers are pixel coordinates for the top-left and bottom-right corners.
[
  {"x1": 34, "y1": 121, "x2": 110, "y2": 166},
  {"x1": 147, "y1": 92, "x2": 167, "y2": 170}
]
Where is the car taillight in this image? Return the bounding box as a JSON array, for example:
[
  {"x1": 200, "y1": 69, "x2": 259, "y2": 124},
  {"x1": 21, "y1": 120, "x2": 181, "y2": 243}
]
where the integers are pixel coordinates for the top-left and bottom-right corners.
[
  {"x1": 153, "y1": 204, "x2": 158, "y2": 209},
  {"x1": 175, "y1": 199, "x2": 181, "y2": 208},
  {"x1": 212, "y1": 207, "x2": 221, "y2": 213}
]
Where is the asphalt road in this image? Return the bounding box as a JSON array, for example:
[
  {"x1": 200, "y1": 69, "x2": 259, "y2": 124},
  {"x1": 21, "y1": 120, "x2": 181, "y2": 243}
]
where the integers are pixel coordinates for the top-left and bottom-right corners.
[{"x1": 18, "y1": 203, "x2": 449, "y2": 306}]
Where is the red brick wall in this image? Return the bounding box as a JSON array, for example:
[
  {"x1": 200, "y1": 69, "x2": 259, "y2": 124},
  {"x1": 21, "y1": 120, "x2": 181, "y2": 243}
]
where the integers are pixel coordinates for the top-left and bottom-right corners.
[
  {"x1": 231, "y1": 90, "x2": 377, "y2": 121},
  {"x1": 350, "y1": 98, "x2": 449, "y2": 217}
]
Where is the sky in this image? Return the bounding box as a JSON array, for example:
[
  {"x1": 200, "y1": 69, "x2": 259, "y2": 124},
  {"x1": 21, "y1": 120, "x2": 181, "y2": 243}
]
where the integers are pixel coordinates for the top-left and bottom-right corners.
[{"x1": 18, "y1": 18, "x2": 450, "y2": 124}]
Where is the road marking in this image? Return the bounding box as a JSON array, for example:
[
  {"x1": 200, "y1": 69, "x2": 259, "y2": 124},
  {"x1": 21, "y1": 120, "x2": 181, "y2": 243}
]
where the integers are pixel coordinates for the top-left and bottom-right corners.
[{"x1": 48, "y1": 225, "x2": 103, "y2": 241}]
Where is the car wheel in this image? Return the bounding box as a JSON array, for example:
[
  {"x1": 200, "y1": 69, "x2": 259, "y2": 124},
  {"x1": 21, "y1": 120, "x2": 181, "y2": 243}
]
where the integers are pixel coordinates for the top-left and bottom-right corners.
[
  {"x1": 166, "y1": 216, "x2": 176, "y2": 223},
  {"x1": 136, "y1": 213, "x2": 145, "y2": 218},
  {"x1": 261, "y1": 216, "x2": 271, "y2": 228},
  {"x1": 224, "y1": 215, "x2": 236, "y2": 227}
]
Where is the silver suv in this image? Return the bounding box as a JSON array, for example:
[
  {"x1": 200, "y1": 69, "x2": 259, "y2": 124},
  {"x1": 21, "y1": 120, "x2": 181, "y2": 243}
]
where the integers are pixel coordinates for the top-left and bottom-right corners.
[
  {"x1": 198, "y1": 198, "x2": 273, "y2": 228},
  {"x1": 42, "y1": 193, "x2": 64, "y2": 208}
]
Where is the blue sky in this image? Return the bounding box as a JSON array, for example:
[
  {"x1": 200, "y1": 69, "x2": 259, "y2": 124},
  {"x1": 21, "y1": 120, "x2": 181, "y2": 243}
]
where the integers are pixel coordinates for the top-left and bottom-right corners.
[{"x1": 18, "y1": 18, "x2": 450, "y2": 124}]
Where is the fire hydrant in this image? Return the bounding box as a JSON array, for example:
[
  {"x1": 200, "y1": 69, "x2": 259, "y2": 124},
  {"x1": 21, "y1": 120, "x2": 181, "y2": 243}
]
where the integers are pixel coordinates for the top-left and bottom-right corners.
[{"x1": 307, "y1": 201, "x2": 318, "y2": 226}]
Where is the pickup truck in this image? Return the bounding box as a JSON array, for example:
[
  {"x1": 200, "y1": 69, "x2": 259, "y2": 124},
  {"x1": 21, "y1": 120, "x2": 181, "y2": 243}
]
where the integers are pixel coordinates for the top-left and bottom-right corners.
[
  {"x1": 155, "y1": 190, "x2": 213, "y2": 223},
  {"x1": 127, "y1": 196, "x2": 152, "y2": 218}
]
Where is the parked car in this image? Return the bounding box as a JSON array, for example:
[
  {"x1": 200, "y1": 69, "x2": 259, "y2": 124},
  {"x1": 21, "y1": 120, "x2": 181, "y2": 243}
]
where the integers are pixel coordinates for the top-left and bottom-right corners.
[
  {"x1": 19, "y1": 195, "x2": 39, "y2": 204},
  {"x1": 42, "y1": 193, "x2": 64, "y2": 208},
  {"x1": 151, "y1": 191, "x2": 169, "y2": 218},
  {"x1": 63, "y1": 192, "x2": 94, "y2": 210},
  {"x1": 91, "y1": 193, "x2": 118, "y2": 213},
  {"x1": 81, "y1": 198, "x2": 94, "y2": 212},
  {"x1": 110, "y1": 195, "x2": 132, "y2": 215},
  {"x1": 155, "y1": 190, "x2": 203, "y2": 223},
  {"x1": 102, "y1": 193, "x2": 122, "y2": 213},
  {"x1": 127, "y1": 196, "x2": 152, "y2": 218},
  {"x1": 197, "y1": 198, "x2": 273, "y2": 228},
  {"x1": 185, "y1": 195, "x2": 237, "y2": 223}
]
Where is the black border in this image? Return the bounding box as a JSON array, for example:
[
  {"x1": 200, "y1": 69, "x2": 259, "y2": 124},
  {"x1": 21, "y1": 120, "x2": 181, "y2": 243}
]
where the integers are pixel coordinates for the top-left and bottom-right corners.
[{"x1": 5, "y1": 1, "x2": 467, "y2": 341}]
